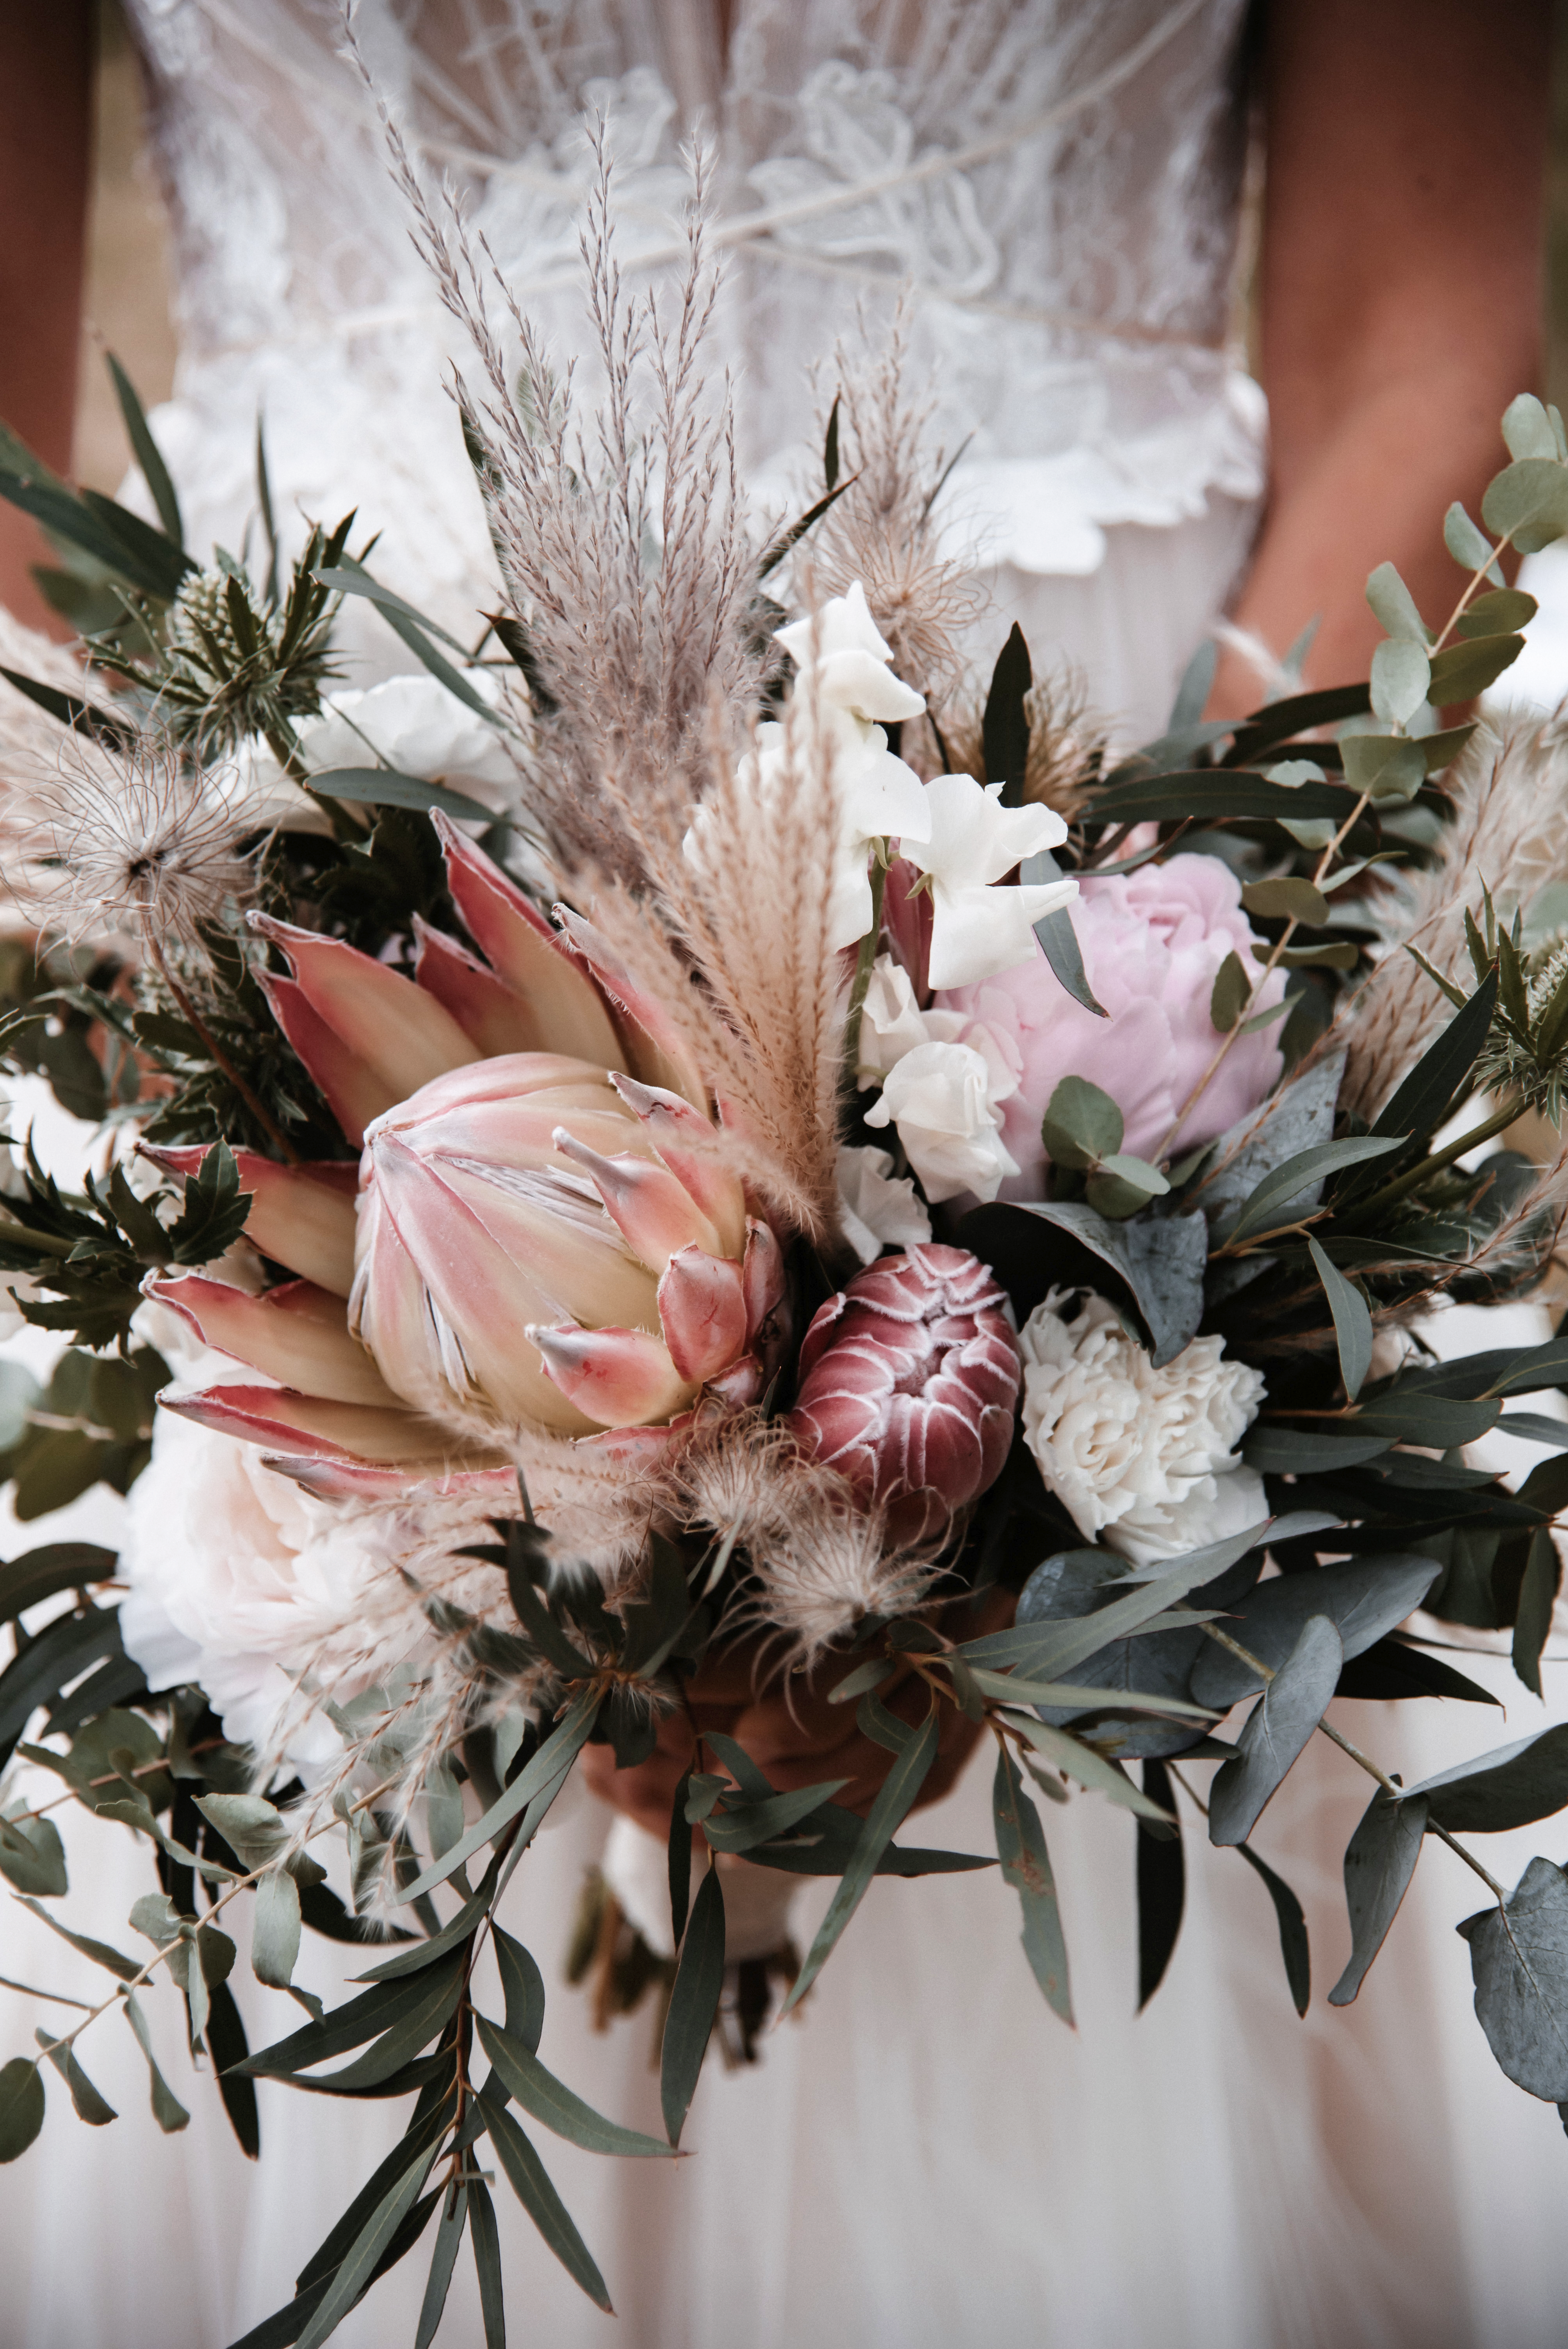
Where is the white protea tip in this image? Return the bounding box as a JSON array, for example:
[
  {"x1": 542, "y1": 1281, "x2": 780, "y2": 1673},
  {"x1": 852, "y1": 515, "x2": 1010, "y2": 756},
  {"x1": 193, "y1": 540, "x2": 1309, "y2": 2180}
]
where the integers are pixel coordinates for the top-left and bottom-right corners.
[{"x1": 787, "y1": 1242, "x2": 1019, "y2": 1545}]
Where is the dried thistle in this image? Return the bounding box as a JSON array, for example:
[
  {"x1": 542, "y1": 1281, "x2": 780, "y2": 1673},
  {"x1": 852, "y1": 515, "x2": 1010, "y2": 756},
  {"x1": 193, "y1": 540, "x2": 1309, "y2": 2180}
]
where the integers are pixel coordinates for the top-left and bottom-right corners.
[
  {"x1": 7, "y1": 736, "x2": 254, "y2": 955},
  {"x1": 799, "y1": 303, "x2": 984, "y2": 708},
  {"x1": 935, "y1": 667, "x2": 1105, "y2": 818}
]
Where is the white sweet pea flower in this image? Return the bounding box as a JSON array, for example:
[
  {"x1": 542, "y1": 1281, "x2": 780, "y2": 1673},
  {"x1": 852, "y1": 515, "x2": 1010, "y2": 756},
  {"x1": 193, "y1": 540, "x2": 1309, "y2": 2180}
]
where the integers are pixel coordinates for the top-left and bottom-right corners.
[
  {"x1": 864, "y1": 1038, "x2": 1019, "y2": 1204},
  {"x1": 774, "y1": 582, "x2": 927, "y2": 731},
  {"x1": 1019, "y1": 1288, "x2": 1266, "y2": 1566},
  {"x1": 900, "y1": 775, "x2": 1078, "y2": 991},
  {"x1": 857, "y1": 954, "x2": 944, "y2": 1084},
  {"x1": 685, "y1": 583, "x2": 931, "y2": 953},
  {"x1": 836, "y1": 1144, "x2": 934, "y2": 1264}
]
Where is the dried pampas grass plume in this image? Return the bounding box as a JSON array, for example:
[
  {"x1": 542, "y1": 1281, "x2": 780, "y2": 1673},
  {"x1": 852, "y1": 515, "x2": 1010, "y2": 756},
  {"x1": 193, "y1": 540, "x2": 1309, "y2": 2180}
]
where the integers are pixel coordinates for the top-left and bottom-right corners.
[{"x1": 1338, "y1": 718, "x2": 1568, "y2": 1119}]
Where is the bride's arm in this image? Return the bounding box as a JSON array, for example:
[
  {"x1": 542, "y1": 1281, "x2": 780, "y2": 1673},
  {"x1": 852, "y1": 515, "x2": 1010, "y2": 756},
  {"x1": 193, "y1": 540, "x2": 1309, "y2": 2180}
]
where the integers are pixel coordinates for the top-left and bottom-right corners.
[
  {"x1": 1212, "y1": 0, "x2": 1553, "y2": 714},
  {"x1": 0, "y1": 4, "x2": 92, "y2": 636}
]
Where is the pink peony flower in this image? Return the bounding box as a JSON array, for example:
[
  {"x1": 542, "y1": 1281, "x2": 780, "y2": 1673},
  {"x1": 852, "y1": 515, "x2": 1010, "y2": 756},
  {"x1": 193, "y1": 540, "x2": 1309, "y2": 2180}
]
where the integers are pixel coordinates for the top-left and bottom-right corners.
[
  {"x1": 936, "y1": 853, "x2": 1287, "y2": 1199},
  {"x1": 787, "y1": 1244, "x2": 1020, "y2": 1546}
]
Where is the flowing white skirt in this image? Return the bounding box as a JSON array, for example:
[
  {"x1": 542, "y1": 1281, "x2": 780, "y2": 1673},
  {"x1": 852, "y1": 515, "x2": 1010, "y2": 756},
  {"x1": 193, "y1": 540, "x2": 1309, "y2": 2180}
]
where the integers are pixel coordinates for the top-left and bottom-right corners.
[{"x1": 5, "y1": 507, "x2": 1568, "y2": 2349}]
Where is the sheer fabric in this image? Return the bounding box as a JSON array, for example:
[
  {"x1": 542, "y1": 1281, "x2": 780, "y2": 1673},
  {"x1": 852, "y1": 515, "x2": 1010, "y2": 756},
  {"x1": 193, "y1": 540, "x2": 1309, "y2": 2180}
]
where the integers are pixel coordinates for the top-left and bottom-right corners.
[{"x1": 7, "y1": 7, "x2": 1566, "y2": 2345}]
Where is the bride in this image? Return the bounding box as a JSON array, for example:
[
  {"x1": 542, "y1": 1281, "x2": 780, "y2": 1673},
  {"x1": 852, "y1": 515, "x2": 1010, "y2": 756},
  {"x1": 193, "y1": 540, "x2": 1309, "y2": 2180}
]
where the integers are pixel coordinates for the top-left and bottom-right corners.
[{"x1": 0, "y1": 5, "x2": 1559, "y2": 2345}]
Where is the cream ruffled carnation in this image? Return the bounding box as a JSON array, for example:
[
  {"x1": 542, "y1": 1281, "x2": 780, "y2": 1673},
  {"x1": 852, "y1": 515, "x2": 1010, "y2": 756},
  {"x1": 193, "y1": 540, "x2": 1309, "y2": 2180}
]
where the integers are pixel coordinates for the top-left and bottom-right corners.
[
  {"x1": 1019, "y1": 1289, "x2": 1266, "y2": 1566},
  {"x1": 119, "y1": 1406, "x2": 504, "y2": 1767}
]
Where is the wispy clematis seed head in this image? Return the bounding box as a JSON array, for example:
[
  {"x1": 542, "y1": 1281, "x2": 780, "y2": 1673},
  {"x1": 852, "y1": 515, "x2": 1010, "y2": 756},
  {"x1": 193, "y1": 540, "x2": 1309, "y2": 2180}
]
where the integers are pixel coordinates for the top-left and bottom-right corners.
[{"x1": 788, "y1": 1243, "x2": 1019, "y2": 1545}]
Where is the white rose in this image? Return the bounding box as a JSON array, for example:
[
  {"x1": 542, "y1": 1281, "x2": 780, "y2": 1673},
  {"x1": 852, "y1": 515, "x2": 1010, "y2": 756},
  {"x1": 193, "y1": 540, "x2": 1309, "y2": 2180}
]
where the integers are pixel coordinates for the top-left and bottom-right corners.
[
  {"x1": 863, "y1": 1038, "x2": 1019, "y2": 1204},
  {"x1": 1019, "y1": 1288, "x2": 1267, "y2": 1566},
  {"x1": 119, "y1": 1407, "x2": 501, "y2": 1768}
]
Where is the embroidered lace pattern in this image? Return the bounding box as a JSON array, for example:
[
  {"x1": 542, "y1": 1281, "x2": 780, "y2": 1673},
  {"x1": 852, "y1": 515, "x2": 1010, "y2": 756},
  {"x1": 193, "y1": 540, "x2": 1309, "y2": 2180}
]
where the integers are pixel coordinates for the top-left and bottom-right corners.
[{"x1": 122, "y1": 0, "x2": 1265, "y2": 608}]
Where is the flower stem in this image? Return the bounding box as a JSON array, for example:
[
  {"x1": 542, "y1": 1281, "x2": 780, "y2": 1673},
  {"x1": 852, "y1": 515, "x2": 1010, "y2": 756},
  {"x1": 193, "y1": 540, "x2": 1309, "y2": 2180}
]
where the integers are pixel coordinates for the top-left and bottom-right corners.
[
  {"x1": 841, "y1": 854, "x2": 889, "y2": 1089},
  {"x1": 1346, "y1": 1091, "x2": 1525, "y2": 1219},
  {"x1": 148, "y1": 938, "x2": 302, "y2": 1165}
]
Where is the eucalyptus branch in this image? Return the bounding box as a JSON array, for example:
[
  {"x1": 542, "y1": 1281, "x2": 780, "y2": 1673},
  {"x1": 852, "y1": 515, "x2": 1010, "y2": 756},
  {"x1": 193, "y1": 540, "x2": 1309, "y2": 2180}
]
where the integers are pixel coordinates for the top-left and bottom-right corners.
[
  {"x1": 1195, "y1": 1619, "x2": 1506, "y2": 1902},
  {"x1": 1349, "y1": 1089, "x2": 1526, "y2": 1218}
]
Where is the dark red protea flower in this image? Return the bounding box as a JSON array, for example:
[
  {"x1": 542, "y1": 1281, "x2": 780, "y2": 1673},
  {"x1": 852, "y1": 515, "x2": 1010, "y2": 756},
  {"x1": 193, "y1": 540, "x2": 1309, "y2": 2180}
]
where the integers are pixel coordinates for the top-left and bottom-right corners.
[{"x1": 788, "y1": 1244, "x2": 1020, "y2": 1545}]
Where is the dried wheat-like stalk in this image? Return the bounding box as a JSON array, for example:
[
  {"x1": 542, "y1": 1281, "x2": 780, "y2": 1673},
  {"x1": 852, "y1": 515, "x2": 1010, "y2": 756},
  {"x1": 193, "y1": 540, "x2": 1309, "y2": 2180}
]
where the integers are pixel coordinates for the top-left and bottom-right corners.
[
  {"x1": 373, "y1": 82, "x2": 760, "y2": 884},
  {"x1": 1339, "y1": 719, "x2": 1568, "y2": 1119}
]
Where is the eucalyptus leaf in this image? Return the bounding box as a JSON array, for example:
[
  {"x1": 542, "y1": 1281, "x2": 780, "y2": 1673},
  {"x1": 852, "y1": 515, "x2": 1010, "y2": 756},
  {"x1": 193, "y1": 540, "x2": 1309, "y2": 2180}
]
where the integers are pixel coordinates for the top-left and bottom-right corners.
[
  {"x1": 1190, "y1": 1053, "x2": 1345, "y2": 1240},
  {"x1": 660, "y1": 1866, "x2": 725, "y2": 2144},
  {"x1": 0, "y1": 1813, "x2": 67, "y2": 1898},
  {"x1": 478, "y1": 2092, "x2": 613, "y2": 2311},
  {"x1": 1210, "y1": 950, "x2": 1250, "y2": 1032},
  {"x1": 1502, "y1": 394, "x2": 1560, "y2": 462},
  {"x1": 251, "y1": 1868, "x2": 303, "y2": 1991},
  {"x1": 1406, "y1": 1722, "x2": 1568, "y2": 1834},
  {"x1": 1235, "y1": 1845, "x2": 1311, "y2": 2016},
  {"x1": 1226, "y1": 1134, "x2": 1404, "y2": 1244},
  {"x1": 1003, "y1": 1715, "x2": 1173, "y2": 1821},
  {"x1": 1041, "y1": 1075, "x2": 1123, "y2": 1170},
  {"x1": 1209, "y1": 1616, "x2": 1343, "y2": 1846},
  {"x1": 702, "y1": 1780, "x2": 850, "y2": 1854},
  {"x1": 1240, "y1": 876, "x2": 1329, "y2": 925},
  {"x1": 305, "y1": 766, "x2": 494, "y2": 824},
  {"x1": 476, "y1": 2016, "x2": 674, "y2": 2157},
  {"x1": 1456, "y1": 586, "x2": 1538, "y2": 637},
  {"x1": 1243, "y1": 1426, "x2": 1393, "y2": 1474},
  {"x1": 294, "y1": 2139, "x2": 437, "y2": 2349},
  {"x1": 1364, "y1": 560, "x2": 1431, "y2": 644},
  {"x1": 0, "y1": 2058, "x2": 44, "y2": 2160},
  {"x1": 1482, "y1": 457, "x2": 1568, "y2": 553},
  {"x1": 1190, "y1": 1554, "x2": 1438, "y2": 1708},
  {"x1": 783, "y1": 1711, "x2": 940, "y2": 2012},
  {"x1": 993, "y1": 1743, "x2": 1073, "y2": 2021},
  {"x1": 36, "y1": 2027, "x2": 116, "y2": 2124},
  {"x1": 1458, "y1": 1857, "x2": 1568, "y2": 2099},
  {"x1": 1025, "y1": 850, "x2": 1107, "y2": 1016},
  {"x1": 415, "y1": 2187, "x2": 469, "y2": 2349},
  {"x1": 1426, "y1": 632, "x2": 1526, "y2": 702},
  {"x1": 392, "y1": 1688, "x2": 601, "y2": 1903},
  {"x1": 123, "y1": 1992, "x2": 189, "y2": 2132},
  {"x1": 1443, "y1": 500, "x2": 1505, "y2": 584},
  {"x1": 957, "y1": 1196, "x2": 1207, "y2": 1369},
  {"x1": 1513, "y1": 1528, "x2": 1559, "y2": 1698},
  {"x1": 1328, "y1": 1788, "x2": 1428, "y2": 2006},
  {"x1": 1307, "y1": 1233, "x2": 1373, "y2": 1400},
  {"x1": 1370, "y1": 637, "x2": 1431, "y2": 726}
]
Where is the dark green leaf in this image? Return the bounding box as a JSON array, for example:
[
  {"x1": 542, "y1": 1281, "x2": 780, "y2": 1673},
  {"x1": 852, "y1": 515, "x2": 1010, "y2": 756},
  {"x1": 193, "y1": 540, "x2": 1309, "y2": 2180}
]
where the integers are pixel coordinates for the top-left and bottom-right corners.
[
  {"x1": 469, "y1": 2174, "x2": 507, "y2": 2346},
  {"x1": 314, "y1": 562, "x2": 503, "y2": 726},
  {"x1": 1456, "y1": 586, "x2": 1537, "y2": 637},
  {"x1": 956, "y1": 1195, "x2": 1207, "y2": 1369},
  {"x1": 1407, "y1": 1722, "x2": 1568, "y2": 1834},
  {"x1": 0, "y1": 1813, "x2": 66, "y2": 1898},
  {"x1": 1335, "y1": 1636, "x2": 1500, "y2": 1705},
  {"x1": 1339, "y1": 733, "x2": 1425, "y2": 804},
  {"x1": 0, "y1": 2058, "x2": 44, "y2": 2159},
  {"x1": 1089, "y1": 772, "x2": 1358, "y2": 824},
  {"x1": 1241, "y1": 876, "x2": 1330, "y2": 926},
  {"x1": 479, "y1": 2092, "x2": 609, "y2": 2312},
  {"x1": 1458, "y1": 1857, "x2": 1568, "y2": 2098},
  {"x1": 205, "y1": 1977, "x2": 260, "y2": 2158},
  {"x1": 476, "y1": 2016, "x2": 674, "y2": 2157},
  {"x1": 982, "y1": 622, "x2": 1032, "y2": 803},
  {"x1": 1210, "y1": 950, "x2": 1250, "y2": 1032},
  {"x1": 1513, "y1": 1529, "x2": 1559, "y2": 1698},
  {"x1": 754, "y1": 474, "x2": 857, "y2": 580},
  {"x1": 668, "y1": 1768, "x2": 692, "y2": 1946},
  {"x1": 36, "y1": 2027, "x2": 115, "y2": 2124},
  {"x1": 1426, "y1": 632, "x2": 1525, "y2": 702},
  {"x1": 1244, "y1": 1426, "x2": 1393, "y2": 1474},
  {"x1": 660, "y1": 1866, "x2": 725, "y2": 2145},
  {"x1": 1137, "y1": 1758, "x2": 1185, "y2": 2009},
  {"x1": 1226, "y1": 1135, "x2": 1405, "y2": 1244},
  {"x1": 237, "y1": 1953, "x2": 467, "y2": 2077},
  {"x1": 305, "y1": 1963, "x2": 464, "y2": 2092},
  {"x1": 107, "y1": 351, "x2": 182, "y2": 545},
  {"x1": 305, "y1": 767, "x2": 494, "y2": 825},
  {"x1": 1208, "y1": 1616, "x2": 1343, "y2": 1846},
  {"x1": 1354, "y1": 1391, "x2": 1502, "y2": 1446},
  {"x1": 124, "y1": 1992, "x2": 189, "y2": 2130},
  {"x1": 353, "y1": 1870, "x2": 494, "y2": 1983},
  {"x1": 493, "y1": 1926, "x2": 545, "y2": 2054},
  {"x1": 703, "y1": 1780, "x2": 850, "y2": 1854},
  {"x1": 393, "y1": 1689, "x2": 601, "y2": 1904},
  {"x1": 1041, "y1": 1075, "x2": 1123, "y2": 1170},
  {"x1": 15, "y1": 1892, "x2": 140, "y2": 1980},
  {"x1": 827, "y1": 1657, "x2": 896, "y2": 1706},
  {"x1": 1190, "y1": 1554, "x2": 1437, "y2": 1707},
  {"x1": 1307, "y1": 1233, "x2": 1373, "y2": 1400},
  {"x1": 992, "y1": 1744, "x2": 1072, "y2": 2021},
  {"x1": 1028, "y1": 853, "x2": 1107, "y2": 1017},
  {"x1": 0, "y1": 667, "x2": 136, "y2": 749},
  {"x1": 295, "y1": 2101, "x2": 453, "y2": 2295},
  {"x1": 1328, "y1": 1789, "x2": 1428, "y2": 2005},
  {"x1": 783, "y1": 1712, "x2": 940, "y2": 2012},
  {"x1": 1367, "y1": 970, "x2": 1498, "y2": 1148},
  {"x1": 415, "y1": 2186, "x2": 467, "y2": 2349},
  {"x1": 295, "y1": 2137, "x2": 437, "y2": 2349},
  {"x1": 0, "y1": 469, "x2": 184, "y2": 596},
  {"x1": 1235, "y1": 1845, "x2": 1310, "y2": 2016}
]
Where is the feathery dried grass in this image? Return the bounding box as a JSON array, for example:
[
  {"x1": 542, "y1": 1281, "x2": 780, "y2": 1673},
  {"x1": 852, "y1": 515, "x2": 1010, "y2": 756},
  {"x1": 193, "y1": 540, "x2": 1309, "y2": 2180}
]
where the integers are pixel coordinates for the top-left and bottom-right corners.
[
  {"x1": 1340, "y1": 719, "x2": 1568, "y2": 1119},
  {"x1": 799, "y1": 303, "x2": 983, "y2": 708},
  {"x1": 376, "y1": 89, "x2": 759, "y2": 884}
]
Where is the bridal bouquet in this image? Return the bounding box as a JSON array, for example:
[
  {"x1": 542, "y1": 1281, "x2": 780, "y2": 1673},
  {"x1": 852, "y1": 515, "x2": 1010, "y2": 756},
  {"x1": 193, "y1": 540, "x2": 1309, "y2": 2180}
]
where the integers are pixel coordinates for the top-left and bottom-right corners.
[{"x1": 2, "y1": 144, "x2": 1568, "y2": 2344}]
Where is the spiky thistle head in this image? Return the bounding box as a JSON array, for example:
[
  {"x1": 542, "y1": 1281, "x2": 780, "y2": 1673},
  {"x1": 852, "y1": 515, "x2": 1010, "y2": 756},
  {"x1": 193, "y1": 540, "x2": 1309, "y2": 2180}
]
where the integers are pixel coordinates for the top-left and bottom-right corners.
[
  {"x1": 1474, "y1": 926, "x2": 1568, "y2": 1119},
  {"x1": 146, "y1": 519, "x2": 350, "y2": 756},
  {"x1": 9, "y1": 735, "x2": 255, "y2": 955}
]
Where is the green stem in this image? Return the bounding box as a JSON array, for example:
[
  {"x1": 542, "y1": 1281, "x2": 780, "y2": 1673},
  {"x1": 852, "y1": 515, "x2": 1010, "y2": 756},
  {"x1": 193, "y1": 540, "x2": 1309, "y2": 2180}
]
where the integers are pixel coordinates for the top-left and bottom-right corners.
[
  {"x1": 1350, "y1": 1091, "x2": 1525, "y2": 1219},
  {"x1": 842, "y1": 854, "x2": 889, "y2": 1088}
]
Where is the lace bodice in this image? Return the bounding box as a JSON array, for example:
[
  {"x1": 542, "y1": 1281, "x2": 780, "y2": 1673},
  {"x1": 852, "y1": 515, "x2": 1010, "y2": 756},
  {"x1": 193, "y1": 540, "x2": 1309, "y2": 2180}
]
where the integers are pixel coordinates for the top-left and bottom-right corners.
[{"x1": 123, "y1": 0, "x2": 1265, "y2": 636}]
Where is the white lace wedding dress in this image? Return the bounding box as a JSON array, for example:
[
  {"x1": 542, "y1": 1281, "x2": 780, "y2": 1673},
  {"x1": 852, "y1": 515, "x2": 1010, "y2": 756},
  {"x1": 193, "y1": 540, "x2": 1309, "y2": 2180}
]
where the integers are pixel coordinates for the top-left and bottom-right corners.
[{"x1": 4, "y1": 5, "x2": 1567, "y2": 2344}]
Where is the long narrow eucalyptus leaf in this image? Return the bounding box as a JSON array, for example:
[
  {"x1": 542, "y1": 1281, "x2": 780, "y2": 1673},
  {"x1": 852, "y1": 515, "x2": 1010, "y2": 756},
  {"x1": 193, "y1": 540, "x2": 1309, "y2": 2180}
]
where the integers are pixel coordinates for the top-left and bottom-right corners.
[
  {"x1": 393, "y1": 1690, "x2": 600, "y2": 1904},
  {"x1": 660, "y1": 1868, "x2": 725, "y2": 2145},
  {"x1": 478, "y1": 2091, "x2": 614, "y2": 2310},
  {"x1": 782, "y1": 1711, "x2": 939, "y2": 2013}
]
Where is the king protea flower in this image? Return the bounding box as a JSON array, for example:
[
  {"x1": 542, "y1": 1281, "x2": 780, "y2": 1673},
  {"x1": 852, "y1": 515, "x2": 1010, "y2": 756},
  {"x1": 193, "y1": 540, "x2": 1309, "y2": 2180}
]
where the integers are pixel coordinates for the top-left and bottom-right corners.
[
  {"x1": 787, "y1": 1244, "x2": 1019, "y2": 1544},
  {"x1": 143, "y1": 815, "x2": 785, "y2": 1490}
]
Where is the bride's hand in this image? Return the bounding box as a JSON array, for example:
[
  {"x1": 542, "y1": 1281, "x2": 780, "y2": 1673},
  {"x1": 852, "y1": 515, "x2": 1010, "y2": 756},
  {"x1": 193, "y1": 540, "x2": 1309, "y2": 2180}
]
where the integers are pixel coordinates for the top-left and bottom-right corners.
[{"x1": 577, "y1": 1587, "x2": 1016, "y2": 1843}]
